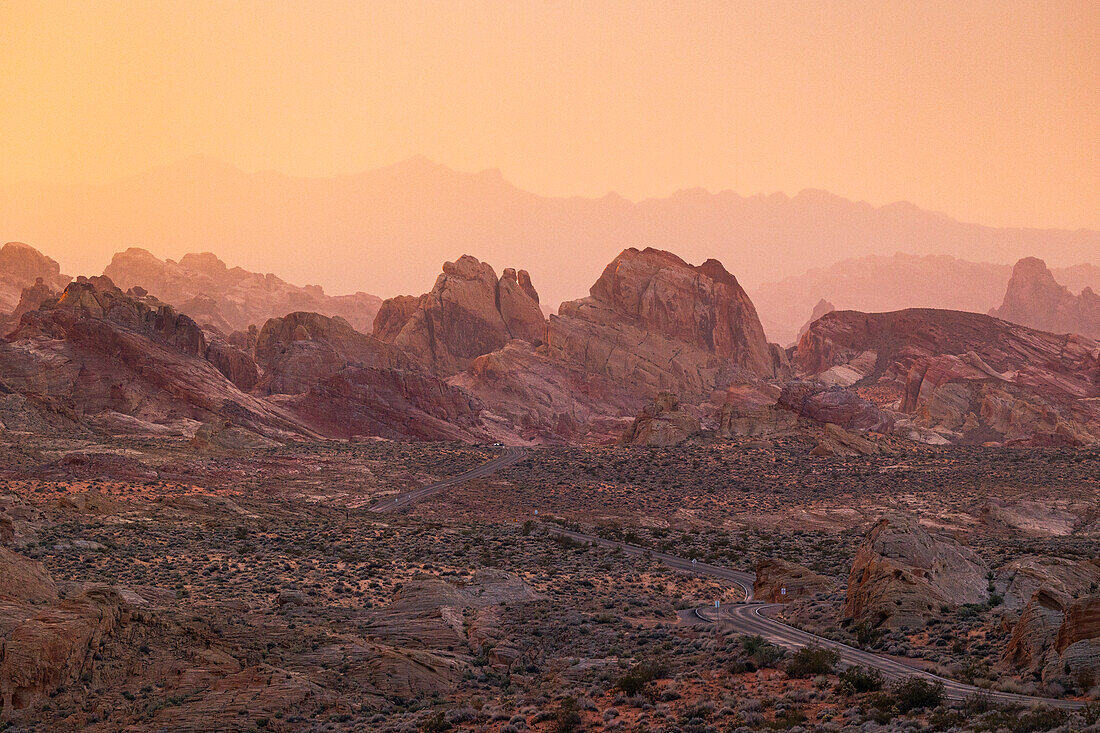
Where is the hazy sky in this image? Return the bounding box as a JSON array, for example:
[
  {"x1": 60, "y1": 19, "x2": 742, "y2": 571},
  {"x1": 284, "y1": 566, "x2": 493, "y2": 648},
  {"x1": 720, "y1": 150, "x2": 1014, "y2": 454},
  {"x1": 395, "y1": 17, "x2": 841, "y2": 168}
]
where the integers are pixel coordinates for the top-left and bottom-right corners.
[{"x1": 2, "y1": 1, "x2": 1097, "y2": 229}]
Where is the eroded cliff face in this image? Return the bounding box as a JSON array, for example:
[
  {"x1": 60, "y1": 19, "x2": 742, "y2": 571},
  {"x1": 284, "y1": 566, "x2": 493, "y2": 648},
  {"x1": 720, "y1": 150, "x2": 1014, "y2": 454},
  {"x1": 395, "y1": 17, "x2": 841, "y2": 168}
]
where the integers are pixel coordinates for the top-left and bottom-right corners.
[
  {"x1": 991, "y1": 257, "x2": 1100, "y2": 340},
  {"x1": 547, "y1": 247, "x2": 778, "y2": 401},
  {"x1": 373, "y1": 255, "x2": 546, "y2": 377}
]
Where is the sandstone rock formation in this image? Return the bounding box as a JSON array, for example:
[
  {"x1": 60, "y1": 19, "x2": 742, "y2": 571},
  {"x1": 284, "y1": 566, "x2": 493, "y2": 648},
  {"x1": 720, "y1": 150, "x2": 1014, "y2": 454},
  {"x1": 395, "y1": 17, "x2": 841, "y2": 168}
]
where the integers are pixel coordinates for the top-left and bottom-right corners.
[
  {"x1": 0, "y1": 243, "x2": 69, "y2": 317},
  {"x1": 104, "y1": 247, "x2": 382, "y2": 334},
  {"x1": 753, "y1": 558, "x2": 837, "y2": 603},
  {"x1": 995, "y1": 556, "x2": 1100, "y2": 611},
  {"x1": 795, "y1": 308, "x2": 1100, "y2": 445},
  {"x1": 0, "y1": 277, "x2": 305, "y2": 439},
  {"x1": 373, "y1": 255, "x2": 546, "y2": 376},
  {"x1": 810, "y1": 423, "x2": 881, "y2": 457},
  {"x1": 621, "y1": 392, "x2": 701, "y2": 446},
  {"x1": 1002, "y1": 585, "x2": 1100, "y2": 690},
  {"x1": 991, "y1": 257, "x2": 1100, "y2": 339},
  {"x1": 778, "y1": 381, "x2": 894, "y2": 433},
  {"x1": 449, "y1": 342, "x2": 642, "y2": 444},
  {"x1": 547, "y1": 247, "x2": 779, "y2": 401},
  {"x1": 254, "y1": 311, "x2": 414, "y2": 395},
  {"x1": 0, "y1": 548, "x2": 125, "y2": 716},
  {"x1": 796, "y1": 298, "x2": 835, "y2": 342},
  {"x1": 843, "y1": 515, "x2": 989, "y2": 628}
]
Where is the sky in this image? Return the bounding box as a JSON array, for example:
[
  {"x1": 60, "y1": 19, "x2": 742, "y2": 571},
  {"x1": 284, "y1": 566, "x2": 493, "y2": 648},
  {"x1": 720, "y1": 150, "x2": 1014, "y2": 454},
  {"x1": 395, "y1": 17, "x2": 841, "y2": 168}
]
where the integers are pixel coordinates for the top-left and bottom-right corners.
[{"x1": 1, "y1": 0, "x2": 1097, "y2": 230}]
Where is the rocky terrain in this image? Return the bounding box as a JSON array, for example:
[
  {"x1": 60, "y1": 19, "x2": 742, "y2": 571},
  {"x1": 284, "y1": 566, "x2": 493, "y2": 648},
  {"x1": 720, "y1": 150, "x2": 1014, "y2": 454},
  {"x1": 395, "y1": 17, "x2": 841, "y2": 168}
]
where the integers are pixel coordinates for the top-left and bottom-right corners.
[
  {"x1": 103, "y1": 247, "x2": 382, "y2": 334},
  {"x1": 991, "y1": 257, "x2": 1100, "y2": 340},
  {"x1": 1, "y1": 240, "x2": 1098, "y2": 731}
]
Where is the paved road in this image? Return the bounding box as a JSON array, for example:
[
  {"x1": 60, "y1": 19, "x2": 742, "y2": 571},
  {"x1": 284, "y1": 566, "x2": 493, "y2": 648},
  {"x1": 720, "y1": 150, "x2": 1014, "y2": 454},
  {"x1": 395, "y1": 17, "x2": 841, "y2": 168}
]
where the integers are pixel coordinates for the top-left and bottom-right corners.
[
  {"x1": 369, "y1": 447, "x2": 527, "y2": 513},
  {"x1": 381, "y1": 450, "x2": 1085, "y2": 710},
  {"x1": 693, "y1": 604, "x2": 1084, "y2": 709}
]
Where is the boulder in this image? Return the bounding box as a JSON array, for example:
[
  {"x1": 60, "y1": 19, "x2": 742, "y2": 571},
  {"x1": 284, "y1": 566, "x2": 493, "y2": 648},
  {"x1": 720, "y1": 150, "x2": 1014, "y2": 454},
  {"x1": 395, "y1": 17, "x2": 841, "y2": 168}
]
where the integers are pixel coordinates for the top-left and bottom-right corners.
[
  {"x1": 778, "y1": 381, "x2": 894, "y2": 433},
  {"x1": 810, "y1": 423, "x2": 880, "y2": 457},
  {"x1": 621, "y1": 392, "x2": 701, "y2": 446},
  {"x1": 843, "y1": 515, "x2": 989, "y2": 628},
  {"x1": 753, "y1": 558, "x2": 837, "y2": 603}
]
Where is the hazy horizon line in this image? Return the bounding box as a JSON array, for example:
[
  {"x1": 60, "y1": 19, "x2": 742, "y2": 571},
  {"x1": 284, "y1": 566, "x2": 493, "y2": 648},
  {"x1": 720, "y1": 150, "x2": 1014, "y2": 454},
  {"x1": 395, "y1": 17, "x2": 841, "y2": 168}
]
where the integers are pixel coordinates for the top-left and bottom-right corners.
[{"x1": 6, "y1": 153, "x2": 1098, "y2": 235}]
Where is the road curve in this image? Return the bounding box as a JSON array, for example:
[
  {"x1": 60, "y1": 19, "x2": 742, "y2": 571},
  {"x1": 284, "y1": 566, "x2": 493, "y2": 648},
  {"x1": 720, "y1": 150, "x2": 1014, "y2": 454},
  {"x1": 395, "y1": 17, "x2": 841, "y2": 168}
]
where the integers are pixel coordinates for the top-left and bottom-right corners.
[
  {"x1": 376, "y1": 450, "x2": 1085, "y2": 710},
  {"x1": 369, "y1": 447, "x2": 527, "y2": 513},
  {"x1": 693, "y1": 604, "x2": 1084, "y2": 710}
]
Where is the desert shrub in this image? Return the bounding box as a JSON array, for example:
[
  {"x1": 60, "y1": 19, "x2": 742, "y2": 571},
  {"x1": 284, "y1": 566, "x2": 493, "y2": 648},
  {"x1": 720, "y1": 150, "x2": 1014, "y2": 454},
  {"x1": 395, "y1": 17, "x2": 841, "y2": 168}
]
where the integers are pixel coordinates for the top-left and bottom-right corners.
[
  {"x1": 890, "y1": 676, "x2": 944, "y2": 712},
  {"x1": 837, "y1": 665, "x2": 884, "y2": 694},
  {"x1": 421, "y1": 711, "x2": 451, "y2": 732},
  {"x1": 553, "y1": 697, "x2": 582, "y2": 733},
  {"x1": 786, "y1": 644, "x2": 840, "y2": 678},
  {"x1": 742, "y1": 635, "x2": 786, "y2": 668},
  {"x1": 617, "y1": 659, "x2": 667, "y2": 696}
]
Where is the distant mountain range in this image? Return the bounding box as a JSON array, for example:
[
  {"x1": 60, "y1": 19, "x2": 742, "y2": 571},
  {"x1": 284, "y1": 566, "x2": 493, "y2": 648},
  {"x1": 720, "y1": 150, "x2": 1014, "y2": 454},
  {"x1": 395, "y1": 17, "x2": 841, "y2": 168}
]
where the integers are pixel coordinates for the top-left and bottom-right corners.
[{"x1": 3, "y1": 156, "x2": 1099, "y2": 342}]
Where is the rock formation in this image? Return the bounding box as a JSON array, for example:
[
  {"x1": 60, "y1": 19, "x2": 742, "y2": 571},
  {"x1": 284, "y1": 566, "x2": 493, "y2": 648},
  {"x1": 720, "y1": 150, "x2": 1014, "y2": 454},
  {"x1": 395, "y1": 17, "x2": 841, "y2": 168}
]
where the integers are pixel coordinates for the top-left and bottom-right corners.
[
  {"x1": 0, "y1": 243, "x2": 69, "y2": 317},
  {"x1": 621, "y1": 392, "x2": 701, "y2": 446},
  {"x1": 796, "y1": 298, "x2": 835, "y2": 342},
  {"x1": 753, "y1": 558, "x2": 837, "y2": 603},
  {"x1": 547, "y1": 247, "x2": 779, "y2": 401},
  {"x1": 104, "y1": 247, "x2": 382, "y2": 334},
  {"x1": 843, "y1": 515, "x2": 989, "y2": 628},
  {"x1": 777, "y1": 381, "x2": 894, "y2": 433},
  {"x1": 0, "y1": 548, "x2": 125, "y2": 715},
  {"x1": 991, "y1": 257, "x2": 1100, "y2": 339},
  {"x1": 810, "y1": 423, "x2": 881, "y2": 457},
  {"x1": 0, "y1": 277, "x2": 305, "y2": 439},
  {"x1": 795, "y1": 308, "x2": 1100, "y2": 445},
  {"x1": 254, "y1": 311, "x2": 415, "y2": 395},
  {"x1": 373, "y1": 255, "x2": 546, "y2": 376},
  {"x1": 1002, "y1": 584, "x2": 1100, "y2": 690}
]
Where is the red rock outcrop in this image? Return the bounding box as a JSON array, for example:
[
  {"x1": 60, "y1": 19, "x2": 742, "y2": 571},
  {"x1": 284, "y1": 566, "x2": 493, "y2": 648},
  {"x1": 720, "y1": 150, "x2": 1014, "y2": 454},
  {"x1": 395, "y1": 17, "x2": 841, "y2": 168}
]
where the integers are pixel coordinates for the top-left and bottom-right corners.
[
  {"x1": 450, "y1": 342, "x2": 643, "y2": 444},
  {"x1": 843, "y1": 515, "x2": 988, "y2": 628},
  {"x1": 104, "y1": 247, "x2": 382, "y2": 334},
  {"x1": 753, "y1": 558, "x2": 837, "y2": 603},
  {"x1": 0, "y1": 548, "x2": 126, "y2": 716},
  {"x1": 373, "y1": 255, "x2": 546, "y2": 376},
  {"x1": 991, "y1": 257, "x2": 1100, "y2": 340},
  {"x1": 254, "y1": 311, "x2": 415, "y2": 395},
  {"x1": 0, "y1": 243, "x2": 69, "y2": 317},
  {"x1": 777, "y1": 381, "x2": 894, "y2": 433},
  {"x1": 1002, "y1": 580, "x2": 1100, "y2": 688},
  {"x1": 621, "y1": 392, "x2": 702, "y2": 446},
  {"x1": 795, "y1": 308, "x2": 1100, "y2": 445},
  {"x1": 547, "y1": 248, "x2": 778, "y2": 401},
  {"x1": 0, "y1": 278, "x2": 305, "y2": 439}
]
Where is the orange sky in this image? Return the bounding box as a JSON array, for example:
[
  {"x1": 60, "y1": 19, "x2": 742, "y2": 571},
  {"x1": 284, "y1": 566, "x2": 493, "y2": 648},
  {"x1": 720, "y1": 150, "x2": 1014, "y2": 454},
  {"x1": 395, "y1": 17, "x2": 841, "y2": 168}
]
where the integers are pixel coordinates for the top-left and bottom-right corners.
[{"x1": 1, "y1": 0, "x2": 1097, "y2": 229}]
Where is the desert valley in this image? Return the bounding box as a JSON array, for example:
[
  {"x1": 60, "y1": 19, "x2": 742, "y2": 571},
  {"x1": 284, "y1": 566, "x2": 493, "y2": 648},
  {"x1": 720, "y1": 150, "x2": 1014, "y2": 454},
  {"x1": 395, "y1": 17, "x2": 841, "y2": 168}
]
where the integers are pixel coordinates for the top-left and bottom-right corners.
[
  {"x1": 3, "y1": 2, "x2": 1098, "y2": 730},
  {"x1": 1, "y1": 234, "x2": 1099, "y2": 732}
]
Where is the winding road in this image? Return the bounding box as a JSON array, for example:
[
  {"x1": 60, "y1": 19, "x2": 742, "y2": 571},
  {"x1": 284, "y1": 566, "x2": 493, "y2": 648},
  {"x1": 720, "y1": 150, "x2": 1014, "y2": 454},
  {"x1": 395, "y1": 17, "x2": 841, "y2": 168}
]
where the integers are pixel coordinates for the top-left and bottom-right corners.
[
  {"x1": 369, "y1": 447, "x2": 528, "y2": 513},
  {"x1": 376, "y1": 448, "x2": 1086, "y2": 710}
]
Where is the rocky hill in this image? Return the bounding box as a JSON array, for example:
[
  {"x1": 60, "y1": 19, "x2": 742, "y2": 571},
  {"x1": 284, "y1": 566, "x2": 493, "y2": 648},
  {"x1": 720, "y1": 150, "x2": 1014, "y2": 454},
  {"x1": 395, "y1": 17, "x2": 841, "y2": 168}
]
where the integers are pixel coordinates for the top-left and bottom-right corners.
[
  {"x1": 103, "y1": 247, "x2": 382, "y2": 334},
  {"x1": 794, "y1": 308, "x2": 1100, "y2": 445},
  {"x1": 990, "y1": 257, "x2": 1100, "y2": 339}
]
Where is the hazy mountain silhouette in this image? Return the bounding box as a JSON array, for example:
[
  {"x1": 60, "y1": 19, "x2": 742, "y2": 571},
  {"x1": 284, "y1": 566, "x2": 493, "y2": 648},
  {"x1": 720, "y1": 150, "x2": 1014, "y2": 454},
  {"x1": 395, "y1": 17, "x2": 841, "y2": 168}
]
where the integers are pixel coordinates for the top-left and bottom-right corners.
[{"x1": 3, "y1": 157, "x2": 1098, "y2": 341}]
